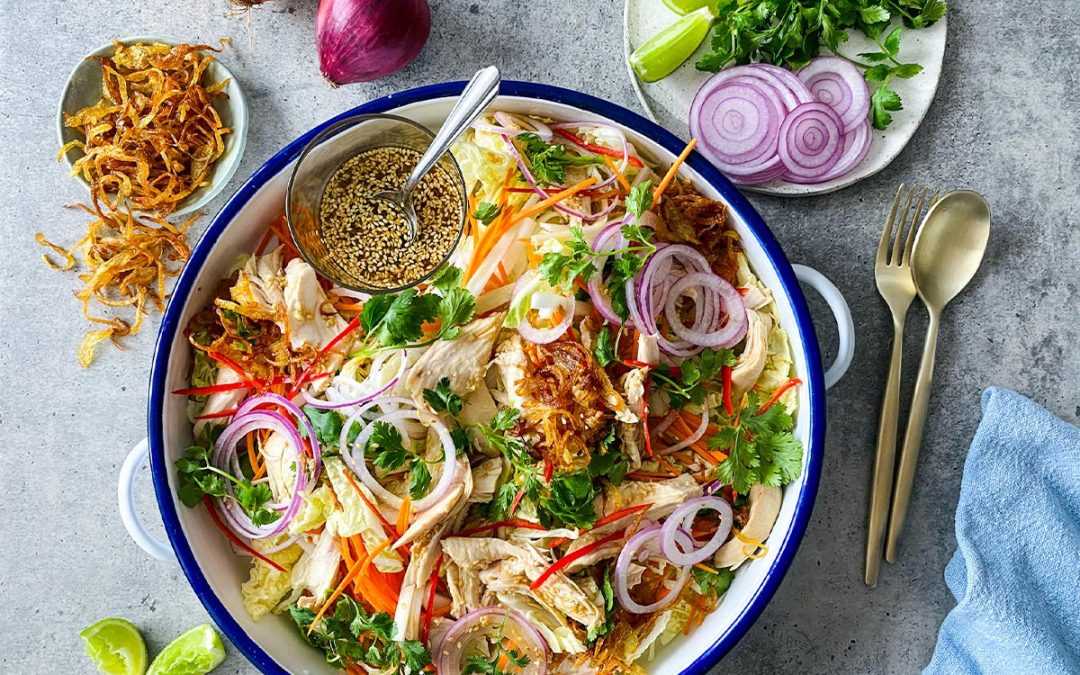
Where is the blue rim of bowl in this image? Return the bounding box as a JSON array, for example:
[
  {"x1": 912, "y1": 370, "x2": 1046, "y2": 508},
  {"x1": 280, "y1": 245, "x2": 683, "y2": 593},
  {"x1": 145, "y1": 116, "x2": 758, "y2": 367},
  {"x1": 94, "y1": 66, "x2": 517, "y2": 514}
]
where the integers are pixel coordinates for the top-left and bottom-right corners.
[
  {"x1": 148, "y1": 80, "x2": 825, "y2": 675},
  {"x1": 56, "y1": 35, "x2": 249, "y2": 217}
]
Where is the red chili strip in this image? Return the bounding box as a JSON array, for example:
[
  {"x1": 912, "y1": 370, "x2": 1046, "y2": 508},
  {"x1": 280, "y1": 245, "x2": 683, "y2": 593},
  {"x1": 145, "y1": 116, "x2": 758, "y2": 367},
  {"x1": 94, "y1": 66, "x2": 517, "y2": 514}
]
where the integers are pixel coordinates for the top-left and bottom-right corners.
[
  {"x1": 194, "y1": 408, "x2": 238, "y2": 420},
  {"x1": 530, "y1": 530, "x2": 626, "y2": 591},
  {"x1": 288, "y1": 316, "x2": 362, "y2": 397},
  {"x1": 206, "y1": 351, "x2": 260, "y2": 389},
  {"x1": 203, "y1": 496, "x2": 285, "y2": 573},
  {"x1": 553, "y1": 128, "x2": 645, "y2": 168},
  {"x1": 759, "y1": 378, "x2": 802, "y2": 413},
  {"x1": 721, "y1": 365, "x2": 734, "y2": 416}
]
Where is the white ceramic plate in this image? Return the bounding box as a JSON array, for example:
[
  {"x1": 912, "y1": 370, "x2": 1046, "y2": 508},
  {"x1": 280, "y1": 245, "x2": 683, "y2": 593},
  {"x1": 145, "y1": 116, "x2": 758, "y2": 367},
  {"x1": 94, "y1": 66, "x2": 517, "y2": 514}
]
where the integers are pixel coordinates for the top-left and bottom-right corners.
[{"x1": 623, "y1": 2, "x2": 947, "y2": 196}]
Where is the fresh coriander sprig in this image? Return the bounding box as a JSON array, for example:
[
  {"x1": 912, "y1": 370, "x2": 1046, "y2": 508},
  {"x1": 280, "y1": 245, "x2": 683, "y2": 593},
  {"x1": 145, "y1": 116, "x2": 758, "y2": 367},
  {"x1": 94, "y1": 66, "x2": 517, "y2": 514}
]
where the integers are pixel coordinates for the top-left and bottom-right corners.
[
  {"x1": 290, "y1": 596, "x2": 431, "y2": 672},
  {"x1": 175, "y1": 444, "x2": 280, "y2": 526},
  {"x1": 366, "y1": 421, "x2": 436, "y2": 500},
  {"x1": 651, "y1": 348, "x2": 735, "y2": 409},
  {"x1": 519, "y1": 132, "x2": 605, "y2": 185},
  {"x1": 473, "y1": 201, "x2": 501, "y2": 226},
  {"x1": 709, "y1": 393, "x2": 803, "y2": 494},
  {"x1": 354, "y1": 265, "x2": 476, "y2": 357}
]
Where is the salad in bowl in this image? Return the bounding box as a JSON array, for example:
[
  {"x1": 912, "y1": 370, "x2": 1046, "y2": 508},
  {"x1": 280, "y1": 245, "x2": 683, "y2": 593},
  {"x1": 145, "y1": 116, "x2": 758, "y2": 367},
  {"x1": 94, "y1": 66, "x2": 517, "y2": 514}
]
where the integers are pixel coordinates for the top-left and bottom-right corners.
[{"x1": 172, "y1": 111, "x2": 802, "y2": 674}]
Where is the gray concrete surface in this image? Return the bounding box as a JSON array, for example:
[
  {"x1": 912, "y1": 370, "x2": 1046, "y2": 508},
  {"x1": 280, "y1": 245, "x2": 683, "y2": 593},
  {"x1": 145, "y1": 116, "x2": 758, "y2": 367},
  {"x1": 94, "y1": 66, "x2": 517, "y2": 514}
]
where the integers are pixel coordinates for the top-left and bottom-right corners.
[{"x1": 1, "y1": 0, "x2": 1076, "y2": 673}]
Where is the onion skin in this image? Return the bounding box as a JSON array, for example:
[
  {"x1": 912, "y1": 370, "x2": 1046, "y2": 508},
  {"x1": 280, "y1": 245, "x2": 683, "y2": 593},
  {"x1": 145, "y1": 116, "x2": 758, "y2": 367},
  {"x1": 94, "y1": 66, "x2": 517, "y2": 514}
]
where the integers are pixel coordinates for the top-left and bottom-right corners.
[{"x1": 316, "y1": 0, "x2": 432, "y2": 85}]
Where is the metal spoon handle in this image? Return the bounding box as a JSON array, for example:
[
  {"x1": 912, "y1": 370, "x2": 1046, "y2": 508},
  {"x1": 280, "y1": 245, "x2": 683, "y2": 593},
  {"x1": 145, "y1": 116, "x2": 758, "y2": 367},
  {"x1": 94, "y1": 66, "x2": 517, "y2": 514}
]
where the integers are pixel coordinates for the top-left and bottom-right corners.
[
  {"x1": 885, "y1": 308, "x2": 941, "y2": 562},
  {"x1": 403, "y1": 66, "x2": 501, "y2": 194},
  {"x1": 865, "y1": 314, "x2": 907, "y2": 587}
]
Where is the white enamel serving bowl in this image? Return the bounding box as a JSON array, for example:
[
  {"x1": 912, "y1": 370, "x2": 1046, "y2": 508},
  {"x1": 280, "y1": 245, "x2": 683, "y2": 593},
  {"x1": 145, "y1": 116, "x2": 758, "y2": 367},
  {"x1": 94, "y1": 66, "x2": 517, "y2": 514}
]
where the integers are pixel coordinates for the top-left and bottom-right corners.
[{"x1": 118, "y1": 81, "x2": 854, "y2": 675}]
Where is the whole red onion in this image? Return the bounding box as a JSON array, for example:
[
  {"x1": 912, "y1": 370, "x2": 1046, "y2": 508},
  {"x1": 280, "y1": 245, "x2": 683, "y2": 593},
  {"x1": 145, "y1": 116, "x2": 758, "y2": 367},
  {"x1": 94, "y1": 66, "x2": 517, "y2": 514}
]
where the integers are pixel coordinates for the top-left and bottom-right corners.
[{"x1": 315, "y1": 0, "x2": 431, "y2": 85}]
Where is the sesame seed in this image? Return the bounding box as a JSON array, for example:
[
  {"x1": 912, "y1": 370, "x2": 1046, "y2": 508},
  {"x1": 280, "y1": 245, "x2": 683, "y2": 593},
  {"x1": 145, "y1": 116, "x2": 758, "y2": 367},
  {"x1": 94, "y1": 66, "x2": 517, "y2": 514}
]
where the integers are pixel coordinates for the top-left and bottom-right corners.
[{"x1": 319, "y1": 146, "x2": 462, "y2": 289}]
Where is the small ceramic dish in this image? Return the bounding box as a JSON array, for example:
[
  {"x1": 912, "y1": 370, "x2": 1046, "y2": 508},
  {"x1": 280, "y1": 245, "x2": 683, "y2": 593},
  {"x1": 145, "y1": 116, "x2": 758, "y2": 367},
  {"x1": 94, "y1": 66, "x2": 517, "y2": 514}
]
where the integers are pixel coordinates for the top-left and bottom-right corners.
[{"x1": 56, "y1": 35, "x2": 249, "y2": 216}]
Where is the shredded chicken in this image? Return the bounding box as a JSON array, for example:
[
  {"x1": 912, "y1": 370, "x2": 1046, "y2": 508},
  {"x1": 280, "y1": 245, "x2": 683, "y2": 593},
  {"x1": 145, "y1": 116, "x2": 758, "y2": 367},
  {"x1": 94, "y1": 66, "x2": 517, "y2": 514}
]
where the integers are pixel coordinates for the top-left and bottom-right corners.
[{"x1": 406, "y1": 312, "x2": 505, "y2": 412}]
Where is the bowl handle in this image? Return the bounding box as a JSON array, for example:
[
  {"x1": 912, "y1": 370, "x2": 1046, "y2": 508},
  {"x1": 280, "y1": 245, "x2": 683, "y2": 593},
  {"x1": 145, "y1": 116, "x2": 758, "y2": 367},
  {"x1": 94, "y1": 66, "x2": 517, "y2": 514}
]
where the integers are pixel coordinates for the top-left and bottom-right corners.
[
  {"x1": 792, "y1": 265, "x2": 854, "y2": 389},
  {"x1": 118, "y1": 438, "x2": 174, "y2": 562}
]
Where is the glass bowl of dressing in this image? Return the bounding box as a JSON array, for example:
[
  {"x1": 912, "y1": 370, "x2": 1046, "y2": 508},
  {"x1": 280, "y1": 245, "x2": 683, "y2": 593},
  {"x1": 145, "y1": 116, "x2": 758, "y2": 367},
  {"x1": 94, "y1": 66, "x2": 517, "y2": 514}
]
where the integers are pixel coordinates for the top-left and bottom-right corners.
[{"x1": 286, "y1": 113, "x2": 467, "y2": 294}]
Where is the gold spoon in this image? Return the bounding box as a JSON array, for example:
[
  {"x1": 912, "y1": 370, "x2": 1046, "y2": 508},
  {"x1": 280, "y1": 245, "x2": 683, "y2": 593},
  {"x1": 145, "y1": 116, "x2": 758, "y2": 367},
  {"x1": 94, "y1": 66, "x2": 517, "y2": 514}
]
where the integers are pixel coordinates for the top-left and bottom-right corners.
[{"x1": 885, "y1": 190, "x2": 991, "y2": 562}]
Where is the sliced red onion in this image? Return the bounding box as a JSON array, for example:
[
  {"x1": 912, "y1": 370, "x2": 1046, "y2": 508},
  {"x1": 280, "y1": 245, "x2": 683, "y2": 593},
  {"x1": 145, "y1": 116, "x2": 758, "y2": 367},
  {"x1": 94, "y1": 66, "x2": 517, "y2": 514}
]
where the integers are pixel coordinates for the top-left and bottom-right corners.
[
  {"x1": 235, "y1": 393, "x2": 321, "y2": 484},
  {"x1": 436, "y1": 608, "x2": 547, "y2": 675},
  {"x1": 690, "y1": 79, "x2": 785, "y2": 166},
  {"x1": 212, "y1": 409, "x2": 310, "y2": 539},
  {"x1": 797, "y1": 56, "x2": 870, "y2": 133},
  {"x1": 777, "y1": 102, "x2": 845, "y2": 181},
  {"x1": 651, "y1": 410, "x2": 679, "y2": 438},
  {"x1": 659, "y1": 403, "x2": 710, "y2": 456},
  {"x1": 817, "y1": 118, "x2": 872, "y2": 182},
  {"x1": 300, "y1": 349, "x2": 407, "y2": 410},
  {"x1": 660, "y1": 496, "x2": 734, "y2": 565},
  {"x1": 664, "y1": 271, "x2": 747, "y2": 349},
  {"x1": 341, "y1": 408, "x2": 457, "y2": 512},
  {"x1": 614, "y1": 525, "x2": 692, "y2": 614}
]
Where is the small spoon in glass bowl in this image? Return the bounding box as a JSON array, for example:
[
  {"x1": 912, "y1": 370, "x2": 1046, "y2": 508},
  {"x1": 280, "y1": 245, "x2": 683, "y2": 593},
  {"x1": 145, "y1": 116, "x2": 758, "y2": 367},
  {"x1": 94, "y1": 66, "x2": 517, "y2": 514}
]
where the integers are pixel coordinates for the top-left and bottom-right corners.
[{"x1": 374, "y1": 66, "x2": 500, "y2": 243}]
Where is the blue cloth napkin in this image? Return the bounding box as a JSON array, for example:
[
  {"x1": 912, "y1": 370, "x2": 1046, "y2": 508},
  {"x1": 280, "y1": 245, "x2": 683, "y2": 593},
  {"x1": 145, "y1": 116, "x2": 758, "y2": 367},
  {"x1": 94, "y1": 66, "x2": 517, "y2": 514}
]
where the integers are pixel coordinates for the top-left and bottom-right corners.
[{"x1": 925, "y1": 387, "x2": 1080, "y2": 674}]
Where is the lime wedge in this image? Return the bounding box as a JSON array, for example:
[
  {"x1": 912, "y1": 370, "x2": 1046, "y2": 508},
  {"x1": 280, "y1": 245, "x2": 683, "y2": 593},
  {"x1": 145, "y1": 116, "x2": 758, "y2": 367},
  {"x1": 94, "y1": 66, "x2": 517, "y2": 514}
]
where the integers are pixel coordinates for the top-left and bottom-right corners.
[
  {"x1": 80, "y1": 618, "x2": 148, "y2": 675},
  {"x1": 661, "y1": 0, "x2": 715, "y2": 15},
  {"x1": 146, "y1": 624, "x2": 226, "y2": 675},
  {"x1": 630, "y1": 6, "x2": 715, "y2": 83}
]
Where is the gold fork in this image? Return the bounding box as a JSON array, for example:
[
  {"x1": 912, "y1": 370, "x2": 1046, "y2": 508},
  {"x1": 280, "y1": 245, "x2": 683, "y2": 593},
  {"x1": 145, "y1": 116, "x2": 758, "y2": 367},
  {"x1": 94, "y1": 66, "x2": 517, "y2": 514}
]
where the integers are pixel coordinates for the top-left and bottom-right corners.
[{"x1": 865, "y1": 184, "x2": 935, "y2": 587}]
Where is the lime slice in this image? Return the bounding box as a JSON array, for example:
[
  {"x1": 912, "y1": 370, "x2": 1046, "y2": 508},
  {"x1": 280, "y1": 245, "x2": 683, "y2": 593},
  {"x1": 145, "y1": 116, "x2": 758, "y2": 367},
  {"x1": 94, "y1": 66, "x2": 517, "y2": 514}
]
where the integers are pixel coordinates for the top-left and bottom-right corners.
[
  {"x1": 630, "y1": 6, "x2": 715, "y2": 83},
  {"x1": 80, "y1": 618, "x2": 148, "y2": 675},
  {"x1": 146, "y1": 624, "x2": 226, "y2": 675},
  {"x1": 661, "y1": 0, "x2": 715, "y2": 15}
]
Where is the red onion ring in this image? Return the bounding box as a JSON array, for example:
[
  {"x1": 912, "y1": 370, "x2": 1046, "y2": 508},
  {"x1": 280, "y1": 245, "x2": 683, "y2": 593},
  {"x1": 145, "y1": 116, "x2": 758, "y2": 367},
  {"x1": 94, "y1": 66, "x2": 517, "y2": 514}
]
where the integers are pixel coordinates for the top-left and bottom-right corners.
[
  {"x1": 212, "y1": 409, "x2": 310, "y2": 539},
  {"x1": 817, "y1": 118, "x2": 872, "y2": 182},
  {"x1": 235, "y1": 393, "x2": 322, "y2": 484},
  {"x1": 664, "y1": 272, "x2": 748, "y2": 349},
  {"x1": 658, "y1": 403, "x2": 710, "y2": 456},
  {"x1": 777, "y1": 102, "x2": 846, "y2": 180},
  {"x1": 300, "y1": 349, "x2": 407, "y2": 410},
  {"x1": 515, "y1": 294, "x2": 575, "y2": 344},
  {"x1": 797, "y1": 56, "x2": 870, "y2": 133},
  {"x1": 341, "y1": 408, "x2": 458, "y2": 512},
  {"x1": 585, "y1": 221, "x2": 636, "y2": 327},
  {"x1": 436, "y1": 608, "x2": 548, "y2": 675},
  {"x1": 660, "y1": 496, "x2": 734, "y2": 565},
  {"x1": 691, "y1": 80, "x2": 786, "y2": 165},
  {"x1": 614, "y1": 525, "x2": 692, "y2": 614}
]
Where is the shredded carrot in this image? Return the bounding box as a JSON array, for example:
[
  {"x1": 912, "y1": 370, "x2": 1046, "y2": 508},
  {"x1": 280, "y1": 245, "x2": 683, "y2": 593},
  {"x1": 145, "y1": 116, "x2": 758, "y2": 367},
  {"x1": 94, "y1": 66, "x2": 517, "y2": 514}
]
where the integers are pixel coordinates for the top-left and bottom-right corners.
[
  {"x1": 694, "y1": 562, "x2": 721, "y2": 575},
  {"x1": 759, "y1": 378, "x2": 802, "y2": 412},
  {"x1": 396, "y1": 497, "x2": 411, "y2": 536},
  {"x1": 247, "y1": 433, "x2": 266, "y2": 480},
  {"x1": 360, "y1": 539, "x2": 395, "y2": 578},
  {"x1": 652, "y1": 138, "x2": 697, "y2": 204},
  {"x1": 333, "y1": 302, "x2": 365, "y2": 313},
  {"x1": 505, "y1": 176, "x2": 598, "y2": 230},
  {"x1": 603, "y1": 156, "x2": 631, "y2": 192},
  {"x1": 310, "y1": 551, "x2": 370, "y2": 632}
]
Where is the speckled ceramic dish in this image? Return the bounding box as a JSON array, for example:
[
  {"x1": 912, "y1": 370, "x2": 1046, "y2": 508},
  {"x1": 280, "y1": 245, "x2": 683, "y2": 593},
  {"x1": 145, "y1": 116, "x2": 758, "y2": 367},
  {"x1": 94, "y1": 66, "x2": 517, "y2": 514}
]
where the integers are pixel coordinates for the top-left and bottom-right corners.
[
  {"x1": 118, "y1": 81, "x2": 855, "y2": 674},
  {"x1": 57, "y1": 36, "x2": 249, "y2": 215},
  {"x1": 624, "y1": 3, "x2": 947, "y2": 197}
]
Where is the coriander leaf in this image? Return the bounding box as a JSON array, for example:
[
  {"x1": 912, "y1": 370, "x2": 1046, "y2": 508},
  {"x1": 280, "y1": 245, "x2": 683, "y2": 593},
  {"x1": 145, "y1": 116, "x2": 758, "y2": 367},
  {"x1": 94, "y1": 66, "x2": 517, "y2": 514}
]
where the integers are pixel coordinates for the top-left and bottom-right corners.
[
  {"x1": 487, "y1": 481, "x2": 520, "y2": 521},
  {"x1": 711, "y1": 394, "x2": 802, "y2": 493},
  {"x1": 593, "y1": 325, "x2": 617, "y2": 367},
  {"x1": 303, "y1": 405, "x2": 343, "y2": 448},
  {"x1": 694, "y1": 566, "x2": 734, "y2": 599},
  {"x1": 490, "y1": 408, "x2": 521, "y2": 433},
  {"x1": 858, "y1": 51, "x2": 891, "y2": 63},
  {"x1": 859, "y1": 5, "x2": 890, "y2": 23},
  {"x1": 892, "y1": 63, "x2": 924, "y2": 78},
  {"x1": 518, "y1": 132, "x2": 602, "y2": 185},
  {"x1": 436, "y1": 287, "x2": 476, "y2": 341},
  {"x1": 883, "y1": 25, "x2": 903, "y2": 57},
  {"x1": 409, "y1": 460, "x2": 432, "y2": 499},
  {"x1": 871, "y1": 84, "x2": 903, "y2": 130},
  {"x1": 429, "y1": 264, "x2": 464, "y2": 293},
  {"x1": 625, "y1": 180, "x2": 654, "y2": 218},
  {"x1": 400, "y1": 640, "x2": 432, "y2": 671},
  {"x1": 537, "y1": 226, "x2": 597, "y2": 288},
  {"x1": 541, "y1": 470, "x2": 597, "y2": 529},
  {"x1": 864, "y1": 64, "x2": 892, "y2": 82},
  {"x1": 423, "y1": 377, "x2": 464, "y2": 415},
  {"x1": 368, "y1": 421, "x2": 409, "y2": 470},
  {"x1": 360, "y1": 294, "x2": 396, "y2": 335},
  {"x1": 473, "y1": 202, "x2": 501, "y2": 226},
  {"x1": 588, "y1": 427, "x2": 628, "y2": 485}
]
